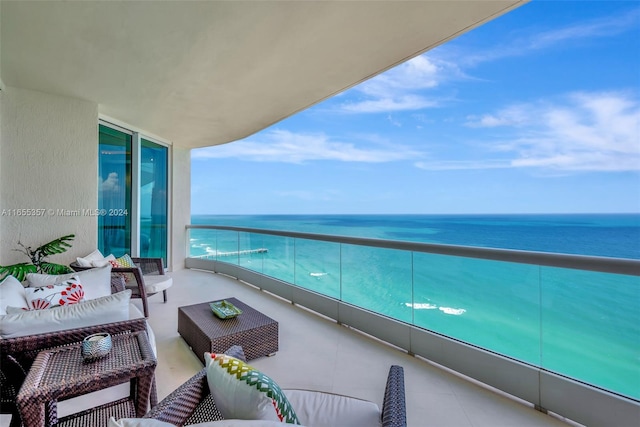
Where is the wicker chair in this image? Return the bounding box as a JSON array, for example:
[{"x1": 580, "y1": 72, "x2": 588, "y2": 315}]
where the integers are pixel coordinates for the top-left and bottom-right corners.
[
  {"x1": 0, "y1": 318, "x2": 152, "y2": 427},
  {"x1": 71, "y1": 257, "x2": 172, "y2": 318},
  {"x1": 144, "y1": 346, "x2": 407, "y2": 427},
  {"x1": 0, "y1": 368, "x2": 21, "y2": 427}
]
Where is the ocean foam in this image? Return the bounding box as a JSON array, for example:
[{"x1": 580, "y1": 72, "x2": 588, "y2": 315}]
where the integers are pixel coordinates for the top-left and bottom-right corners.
[
  {"x1": 439, "y1": 307, "x2": 466, "y2": 315},
  {"x1": 405, "y1": 302, "x2": 465, "y2": 315}
]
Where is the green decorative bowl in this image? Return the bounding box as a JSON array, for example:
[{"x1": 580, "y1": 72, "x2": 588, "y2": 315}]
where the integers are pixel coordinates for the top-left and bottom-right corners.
[{"x1": 210, "y1": 300, "x2": 242, "y2": 319}]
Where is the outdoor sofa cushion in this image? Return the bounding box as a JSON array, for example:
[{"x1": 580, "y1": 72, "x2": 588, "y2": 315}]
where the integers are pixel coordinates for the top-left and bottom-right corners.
[
  {"x1": 284, "y1": 389, "x2": 382, "y2": 427},
  {"x1": 0, "y1": 290, "x2": 131, "y2": 339},
  {"x1": 26, "y1": 264, "x2": 113, "y2": 300},
  {"x1": 143, "y1": 274, "x2": 173, "y2": 294}
]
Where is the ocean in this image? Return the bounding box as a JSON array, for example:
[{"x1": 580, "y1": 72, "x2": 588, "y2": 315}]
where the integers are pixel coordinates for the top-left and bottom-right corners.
[{"x1": 189, "y1": 213, "x2": 640, "y2": 400}]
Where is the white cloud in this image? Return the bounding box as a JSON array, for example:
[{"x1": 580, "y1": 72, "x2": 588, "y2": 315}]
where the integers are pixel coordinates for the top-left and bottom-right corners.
[
  {"x1": 457, "y1": 7, "x2": 640, "y2": 67},
  {"x1": 415, "y1": 159, "x2": 512, "y2": 171},
  {"x1": 100, "y1": 172, "x2": 121, "y2": 192},
  {"x1": 336, "y1": 55, "x2": 460, "y2": 113},
  {"x1": 461, "y1": 91, "x2": 640, "y2": 172},
  {"x1": 341, "y1": 95, "x2": 437, "y2": 113},
  {"x1": 332, "y1": 7, "x2": 639, "y2": 116},
  {"x1": 358, "y1": 55, "x2": 440, "y2": 98},
  {"x1": 466, "y1": 105, "x2": 531, "y2": 128},
  {"x1": 529, "y1": 7, "x2": 640, "y2": 50},
  {"x1": 192, "y1": 129, "x2": 424, "y2": 164}
]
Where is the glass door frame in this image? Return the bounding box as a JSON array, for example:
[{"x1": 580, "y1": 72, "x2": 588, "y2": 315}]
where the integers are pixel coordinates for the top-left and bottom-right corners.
[{"x1": 99, "y1": 120, "x2": 172, "y2": 268}]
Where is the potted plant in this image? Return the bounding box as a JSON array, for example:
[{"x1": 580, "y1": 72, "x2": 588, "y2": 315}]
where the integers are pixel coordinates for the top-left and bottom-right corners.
[{"x1": 0, "y1": 234, "x2": 75, "y2": 281}]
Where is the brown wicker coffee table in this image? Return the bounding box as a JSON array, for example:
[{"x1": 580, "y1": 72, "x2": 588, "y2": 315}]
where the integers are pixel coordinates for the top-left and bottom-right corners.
[
  {"x1": 16, "y1": 331, "x2": 157, "y2": 427},
  {"x1": 178, "y1": 298, "x2": 278, "y2": 362}
]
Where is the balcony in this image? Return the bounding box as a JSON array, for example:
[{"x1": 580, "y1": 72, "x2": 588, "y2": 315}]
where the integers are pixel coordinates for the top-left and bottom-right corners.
[
  {"x1": 184, "y1": 225, "x2": 640, "y2": 426},
  {"x1": 0, "y1": 268, "x2": 569, "y2": 427},
  {"x1": 2, "y1": 229, "x2": 636, "y2": 427}
]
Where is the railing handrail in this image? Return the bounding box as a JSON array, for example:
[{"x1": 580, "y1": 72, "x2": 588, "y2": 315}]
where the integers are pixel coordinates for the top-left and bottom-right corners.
[{"x1": 186, "y1": 224, "x2": 640, "y2": 276}]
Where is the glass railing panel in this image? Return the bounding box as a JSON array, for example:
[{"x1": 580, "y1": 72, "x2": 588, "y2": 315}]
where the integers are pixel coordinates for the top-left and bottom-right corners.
[
  {"x1": 293, "y1": 238, "x2": 341, "y2": 299},
  {"x1": 188, "y1": 227, "x2": 218, "y2": 259},
  {"x1": 340, "y1": 244, "x2": 413, "y2": 323},
  {"x1": 260, "y1": 234, "x2": 295, "y2": 283},
  {"x1": 238, "y1": 232, "x2": 266, "y2": 273},
  {"x1": 214, "y1": 230, "x2": 240, "y2": 265},
  {"x1": 413, "y1": 253, "x2": 541, "y2": 365},
  {"x1": 540, "y1": 267, "x2": 640, "y2": 400}
]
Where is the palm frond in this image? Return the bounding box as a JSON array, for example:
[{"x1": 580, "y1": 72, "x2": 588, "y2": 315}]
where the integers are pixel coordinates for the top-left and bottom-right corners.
[
  {"x1": 35, "y1": 234, "x2": 75, "y2": 257},
  {"x1": 0, "y1": 263, "x2": 38, "y2": 282},
  {"x1": 39, "y1": 262, "x2": 73, "y2": 275}
]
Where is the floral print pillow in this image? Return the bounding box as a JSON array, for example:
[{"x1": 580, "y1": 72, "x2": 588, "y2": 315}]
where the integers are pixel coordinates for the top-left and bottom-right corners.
[{"x1": 22, "y1": 280, "x2": 84, "y2": 310}]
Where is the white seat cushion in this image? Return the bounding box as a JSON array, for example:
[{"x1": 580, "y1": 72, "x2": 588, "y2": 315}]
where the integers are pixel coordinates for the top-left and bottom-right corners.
[
  {"x1": 284, "y1": 389, "x2": 381, "y2": 427},
  {"x1": 0, "y1": 290, "x2": 131, "y2": 339},
  {"x1": 143, "y1": 274, "x2": 173, "y2": 294}
]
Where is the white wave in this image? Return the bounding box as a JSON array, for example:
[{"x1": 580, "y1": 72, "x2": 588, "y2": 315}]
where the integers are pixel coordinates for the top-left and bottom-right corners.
[
  {"x1": 439, "y1": 307, "x2": 466, "y2": 315},
  {"x1": 405, "y1": 302, "x2": 437, "y2": 310},
  {"x1": 310, "y1": 272, "x2": 328, "y2": 277},
  {"x1": 405, "y1": 302, "x2": 466, "y2": 315}
]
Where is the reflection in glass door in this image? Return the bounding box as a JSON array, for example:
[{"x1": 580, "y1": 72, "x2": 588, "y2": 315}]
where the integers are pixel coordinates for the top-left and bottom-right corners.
[
  {"x1": 98, "y1": 125, "x2": 132, "y2": 256},
  {"x1": 140, "y1": 139, "x2": 168, "y2": 265}
]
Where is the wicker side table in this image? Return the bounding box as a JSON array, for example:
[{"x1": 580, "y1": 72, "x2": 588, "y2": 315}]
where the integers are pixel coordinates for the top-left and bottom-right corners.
[
  {"x1": 16, "y1": 331, "x2": 157, "y2": 427},
  {"x1": 178, "y1": 298, "x2": 278, "y2": 362}
]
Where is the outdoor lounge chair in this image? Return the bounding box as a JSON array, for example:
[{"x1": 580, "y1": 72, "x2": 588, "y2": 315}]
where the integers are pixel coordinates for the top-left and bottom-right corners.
[
  {"x1": 143, "y1": 346, "x2": 407, "y2": 427},
  {"x1": 71, "y1": 257, "x2": 172, "y2": 318}
]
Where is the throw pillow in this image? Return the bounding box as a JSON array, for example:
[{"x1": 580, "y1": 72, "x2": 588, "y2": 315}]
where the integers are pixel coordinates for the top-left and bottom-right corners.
[
  {"x1": 91, "y1": 254, "x2": 116, "y2": 268},
  {"x1": 116, "y1": 254, "x2": 136, "y2": 268},
  {"x1": 76, "y1": 249, "x2": 106, "y2": 267},
  {"x1": 0, "y1": 275, "x2": 28, "y2": 315},
  {"x1": 205, "y1": 352, "x2": 300, "y2": 424},
  {"x1": 0, "y1": 290, "x2": 131, "y2": 339},
  {"x1": 23, "y1": 280, "x2": 84, "y2": 310},
  {"x1": 26, "y1": 265, "x2": 112, "y2": 300}
]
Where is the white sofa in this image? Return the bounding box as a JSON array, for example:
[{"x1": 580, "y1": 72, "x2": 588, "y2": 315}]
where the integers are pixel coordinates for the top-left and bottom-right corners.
[
  {"x1": 0, "y1": 265, "x2": 155, "y2": 345},
  {"x1": 0, "y1": 266, "x2": 157, "y2": 424}
]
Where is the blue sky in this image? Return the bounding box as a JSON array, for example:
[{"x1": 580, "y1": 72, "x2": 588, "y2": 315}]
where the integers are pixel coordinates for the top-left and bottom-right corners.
[{"x1": 192, "y1": 1, "x2": 640, "y2": 215}]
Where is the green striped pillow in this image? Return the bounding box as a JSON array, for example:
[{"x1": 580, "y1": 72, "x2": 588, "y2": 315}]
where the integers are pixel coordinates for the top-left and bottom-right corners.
[{"x1": 205, "y1": 352, "x2": 300, "y2": 424}]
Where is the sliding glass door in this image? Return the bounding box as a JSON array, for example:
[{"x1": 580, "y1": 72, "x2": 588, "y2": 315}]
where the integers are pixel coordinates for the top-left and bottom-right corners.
[
  {"x1": 140, "y1": 138, "x2": 168, "y2": 263},
  {"x1": 98, "y1": 125, "x2": 132, "y2": 256},
  {"x1": 98, "y1": 124, "x2": 169, "y2": 265}
]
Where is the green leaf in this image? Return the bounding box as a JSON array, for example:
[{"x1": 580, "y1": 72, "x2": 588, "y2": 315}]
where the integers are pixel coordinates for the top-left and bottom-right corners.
[
  {"x1": 35, "y1": 234, "x2": 75, "y2": 257},
  {"x1": 0, "y1": 263, "x2": 38, "y2": 282},
  {"x1": 39, "y1": 262, "x2": 73, "y2": 275}
]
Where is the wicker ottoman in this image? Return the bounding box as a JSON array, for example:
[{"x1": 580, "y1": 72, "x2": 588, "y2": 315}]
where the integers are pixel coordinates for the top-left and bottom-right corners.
[{"x1": 178, "y1": 298, "x2": 278, "y2": 362}]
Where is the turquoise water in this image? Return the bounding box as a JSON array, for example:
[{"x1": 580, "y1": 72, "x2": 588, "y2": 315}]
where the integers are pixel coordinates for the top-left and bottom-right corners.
[{"x1": 190, "y1": 214, "x2": 640, "y2": 400}]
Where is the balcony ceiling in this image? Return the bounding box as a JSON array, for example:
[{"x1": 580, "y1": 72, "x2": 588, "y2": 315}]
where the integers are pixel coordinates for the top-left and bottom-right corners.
[{"x1": 1, "y1": 0, "x2": 526, "y2": 149}]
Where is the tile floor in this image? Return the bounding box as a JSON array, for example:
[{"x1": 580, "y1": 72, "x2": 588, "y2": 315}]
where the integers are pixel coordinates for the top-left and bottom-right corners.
[{"x1": 2, "y1": 268, "x2": 578, "y2": 426}]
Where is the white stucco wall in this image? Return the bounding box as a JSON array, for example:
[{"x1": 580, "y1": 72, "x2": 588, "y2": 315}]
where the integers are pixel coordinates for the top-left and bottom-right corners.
[
  {"x1": 0, "y1": 86, "x2": 99, "y2": 266},
  {"x1": 0, "y1": 88, "x2": 3, "y2": 240},
  {"x1": 0, "y1": 85, "x2": 190, "y2": 271},
  {"x1": 0, "y1": 0, "x2": 4, "y2": 90},
  {"x1": 171, "y1": 146, "x2": 190, "y2": 271}
]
